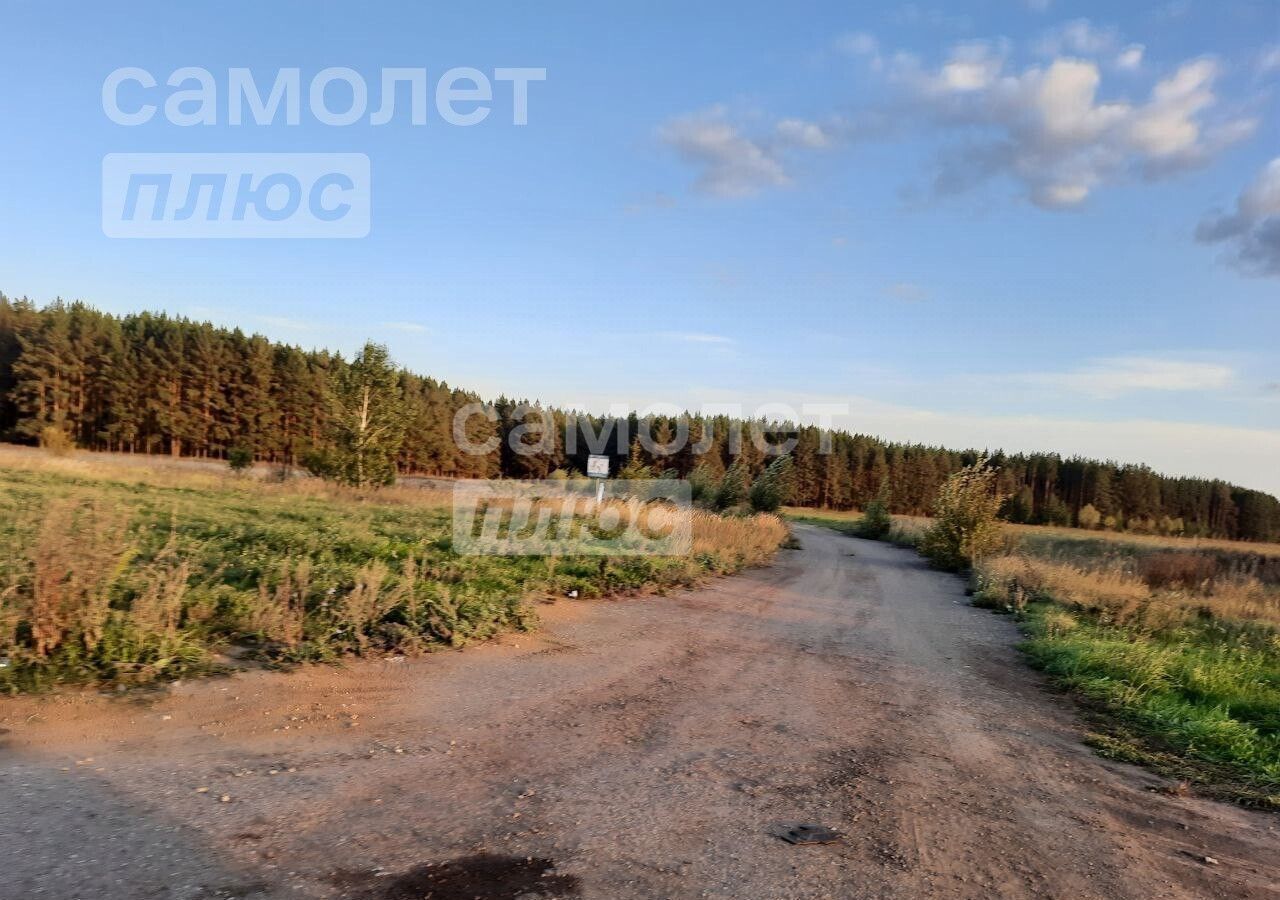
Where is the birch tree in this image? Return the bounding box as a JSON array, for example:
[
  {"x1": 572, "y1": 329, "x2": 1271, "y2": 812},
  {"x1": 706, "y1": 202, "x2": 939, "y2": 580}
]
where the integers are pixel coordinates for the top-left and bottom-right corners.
[{"x1": 329, "y1": 342, "x2": 406, "y2": 487}]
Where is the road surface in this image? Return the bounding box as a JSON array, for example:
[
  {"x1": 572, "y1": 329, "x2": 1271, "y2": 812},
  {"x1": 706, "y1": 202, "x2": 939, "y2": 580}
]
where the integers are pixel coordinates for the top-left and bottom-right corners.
[{"x1": 1, "y1": 524, "x2": 1277, "y2": 899}]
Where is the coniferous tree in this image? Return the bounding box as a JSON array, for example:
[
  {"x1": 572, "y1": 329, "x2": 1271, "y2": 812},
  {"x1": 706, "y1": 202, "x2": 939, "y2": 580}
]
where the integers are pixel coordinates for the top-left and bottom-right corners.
[{"x1": 1, "y1": 299, "x2": 1277, "y2": 542}]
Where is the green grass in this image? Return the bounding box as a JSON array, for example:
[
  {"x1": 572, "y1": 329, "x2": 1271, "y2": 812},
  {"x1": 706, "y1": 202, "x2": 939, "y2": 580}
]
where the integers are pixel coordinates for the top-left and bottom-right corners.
[
  {"x1": 0, "y1": 464, "x2": 782, "y2": 692},
  {"x1": 784, "y1": 508, "x2": 923, "y2": 548},
  {"x1": 1016, "y1": 603, "x2": 1280, "y2": 806},
  {"x1": 792, "y1": 503, "x2": 1280, "y2": 806}
]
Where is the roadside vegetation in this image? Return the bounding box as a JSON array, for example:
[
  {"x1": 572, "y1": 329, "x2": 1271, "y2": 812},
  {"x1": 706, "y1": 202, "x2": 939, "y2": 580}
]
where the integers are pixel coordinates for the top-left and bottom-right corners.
[
  {"x1": 4, "y1": 297, "x2": 1277, "y2": 541},
  {"x1": 790, "y1": 467, "x2": 1280, "y2": 807},
  {"x1": 0, "y1": 448, "x2": 787, "y2": 693}
]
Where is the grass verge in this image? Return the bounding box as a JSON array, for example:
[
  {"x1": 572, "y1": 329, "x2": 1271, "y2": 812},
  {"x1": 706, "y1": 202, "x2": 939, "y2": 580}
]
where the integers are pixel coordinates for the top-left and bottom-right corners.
[{"x1": 0, "y1": 457, "x2": 787, "y2": 692}]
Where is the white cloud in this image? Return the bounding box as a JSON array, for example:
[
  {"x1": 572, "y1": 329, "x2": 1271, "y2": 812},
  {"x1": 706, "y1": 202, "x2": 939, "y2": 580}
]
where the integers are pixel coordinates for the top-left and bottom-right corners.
[
  {"x1": 1116, "y1": 44, "x2": 1145, "y2": 70},
  {"x1": 1196, "y1": 157, "x2": 1280, "y2": 278},
  {"x1": 1260, "y1": 44, "x2": 1280, "y2": 75},
  {"x1": 1024, "y1": 0, "x2": 1052, "y2": 12},
  {"x1": 940, "y1": 42, "x2": 1007, "y2": 91},
  {"x1": 663, "y1": 34, "x2": 1254, "y2": 210},
  {"x1": 776, "y1": 118, "x2": 833, "y2": 149},
  {"x1": 894, "y1": 49, "x2": 1253, "y2": 207},
  {"x1": 658, "y1": 108, "x2": 791, "y2": 197},
  {"x1": 1125, "y1": 58, "x2": 1217, "y2": 158},
  {"x1": 1022, "y1": 356, "x2": 1236, "y2": 398},
  {"x1": 381, "y1": 321, "x2": 428, "y2": 333},
  {"x1": 656, "y1": 331, "x2": 735, "y2": 345},
  {"x1": 1036, "y1": 19, "x2": 1120, "y2": 58}
]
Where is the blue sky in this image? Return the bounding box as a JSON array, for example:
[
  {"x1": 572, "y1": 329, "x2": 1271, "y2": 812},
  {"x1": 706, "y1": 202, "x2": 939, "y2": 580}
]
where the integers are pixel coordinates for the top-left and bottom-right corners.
[{"x1": 1, "y1": 1, "x2": 1277, "y2": 492}]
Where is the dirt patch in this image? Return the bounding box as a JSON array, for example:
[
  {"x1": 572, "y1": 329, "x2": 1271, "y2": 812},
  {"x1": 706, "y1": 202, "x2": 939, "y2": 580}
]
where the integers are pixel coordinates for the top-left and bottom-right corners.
[
  {"x1": 1, "y1": 524, "x2": 1276, "y2": 899},
  {"x1": 332, "y1": 855, "x2": 580, "y2": 899}
]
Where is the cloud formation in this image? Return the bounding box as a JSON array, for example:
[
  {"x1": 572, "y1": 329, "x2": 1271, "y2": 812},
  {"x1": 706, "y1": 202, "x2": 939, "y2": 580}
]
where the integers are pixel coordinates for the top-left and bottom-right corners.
[
  {"x1": 1023, "y1": 356, "x2": 1235, "y2": 398},
  {"x1": 657, "y1": 108, "x2": 792, "y2": 197},
  {"x1": 888, "y1": 44, "x2": 1253, "y2": 207},
  {"x1": 1195, "y1": 157, "x2": 1280, "y2": 278},
  {"x1": 656, "y1": 331, "x2": 735, "y2": 345},
  {"x1": 662, "y1": 24, "x2": 1256, "y2": 209}
]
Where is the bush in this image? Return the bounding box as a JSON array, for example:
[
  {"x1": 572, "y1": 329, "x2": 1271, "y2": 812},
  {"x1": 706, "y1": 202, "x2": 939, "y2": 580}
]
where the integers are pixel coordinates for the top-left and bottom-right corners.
[
  {"x1": 857, "y1": 479, "x2": 893, "y2": 539},
  {"x1": 38, "y1": 425, "x2": 75, "y2": 457},
  {"x1": 688, "y1": 464, "x2": 718, "y2": 505},
  {"x1": 299, "y1": 447, "x2": 339, "y2": 480},
  {"x1": 1137, "y1": 552, "x2": 1219, "y2": 592},
  {"x1": 227, "y1": 447, "x2": 253, "y2": 472},
  {"x1": 1077, "y1": 503, "x2": 1102, "y2": 530},
  {"x1": 919, "y1": 459, "x2": 1005, "y2": 571},
  {"x1": 714, "y1": 460, "x2": 749, "y2": 510},
  {"x1": 748, "y1": 455, "x2": 794, "y2": 513},
  {"x1": 858, "y1": 498, "x2": 892, "y2": 539}
]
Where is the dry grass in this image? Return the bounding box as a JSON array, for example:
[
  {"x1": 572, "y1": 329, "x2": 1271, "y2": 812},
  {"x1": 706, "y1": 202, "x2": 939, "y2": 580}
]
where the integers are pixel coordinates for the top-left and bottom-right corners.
[
  {"x1": 0, "y1": 444, "x2": 456, "y2": 510},
  {"x1": 691, "y1": 510, "x2": 789, "y2": 569},
  {"x1": 975, "y1": 552, "x2": 1280, "y2": 631},
  {"x1": 0, "y1": 445, "x2": 789, "y2": 691},
  {"x1": 1010, "y1": 521, "x2": 1280, "y2": 559},
  {"x1": 782, "y1": 504, "x2": 1280, "y2": 558}
]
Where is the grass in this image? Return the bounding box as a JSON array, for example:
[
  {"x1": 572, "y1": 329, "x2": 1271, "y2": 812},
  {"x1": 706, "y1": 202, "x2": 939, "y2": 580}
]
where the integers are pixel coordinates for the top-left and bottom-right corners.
[
  {"x1": 785, "y1": 508, "x2": 925, "y2": 548},
  {"x1": 0, "y1": 448, "x2": 787, "y2": 692},
  {"x1": 789, "y1": 504, "x2": 1280, "y2": 806}
]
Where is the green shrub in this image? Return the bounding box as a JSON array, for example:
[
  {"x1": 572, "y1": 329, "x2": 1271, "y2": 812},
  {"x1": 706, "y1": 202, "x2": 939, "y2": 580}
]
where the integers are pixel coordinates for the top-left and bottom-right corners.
[
  {"x1": 858, "y1": 500, "x2": 891, "y2": 539},
  {"x1": 919, "y1": 459, "x2": 1005, "y2": 571},
  {"x1": 749, "y1": 455, "x2": 794, "y2": 513},
  {"x1": 714, "y1": 459, "x2": 749, "y2": 510},
  {"x1": 688, "y1": 464, "x2": 718, "y2": 505},
  {"x1": 227, "y1": 447, "x2": 253, "y2": 472}
]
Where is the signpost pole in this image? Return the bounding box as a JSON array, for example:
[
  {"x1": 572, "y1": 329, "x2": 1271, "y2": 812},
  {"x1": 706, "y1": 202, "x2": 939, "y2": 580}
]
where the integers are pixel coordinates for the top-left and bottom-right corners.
[{"x1": 587, "y1": 453, "x2": 609, "y2": 509}]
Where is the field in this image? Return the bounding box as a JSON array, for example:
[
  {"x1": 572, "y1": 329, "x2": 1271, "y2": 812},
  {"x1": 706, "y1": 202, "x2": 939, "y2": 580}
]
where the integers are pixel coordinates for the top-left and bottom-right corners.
[
  {"x1": 0, "y1": 446, "x2": 787, "y2": 692},
  {"x1": 789, "y1": 506, "x2": 1280, "y2": 807}
]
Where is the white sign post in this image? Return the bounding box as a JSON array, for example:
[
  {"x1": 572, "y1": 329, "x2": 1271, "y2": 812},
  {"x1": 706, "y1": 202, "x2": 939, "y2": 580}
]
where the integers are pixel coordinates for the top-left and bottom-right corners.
[{"x1": 586, "y1": 453, "x2": 609, "y2": 506}]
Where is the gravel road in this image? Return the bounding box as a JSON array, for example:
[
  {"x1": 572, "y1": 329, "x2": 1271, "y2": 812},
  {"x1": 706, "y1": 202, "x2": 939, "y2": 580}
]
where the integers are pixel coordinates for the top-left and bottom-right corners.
[{"x1": 1, "y1": 524, "x2": 1277, "y2": 899}]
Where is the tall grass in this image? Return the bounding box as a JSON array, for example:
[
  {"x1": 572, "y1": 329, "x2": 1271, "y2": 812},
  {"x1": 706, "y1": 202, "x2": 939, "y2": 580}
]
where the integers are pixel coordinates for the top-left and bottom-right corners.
[
  {"x1": 973, "y1": 552, "x2": 1280, "y2": 805},
  {"x1": 0, "y1": 454, "x2": 786, "y2": 692}
]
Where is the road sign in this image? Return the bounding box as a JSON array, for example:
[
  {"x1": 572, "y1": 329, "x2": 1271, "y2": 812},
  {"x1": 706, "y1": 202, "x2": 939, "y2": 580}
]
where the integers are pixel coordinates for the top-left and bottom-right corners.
[{"x1": 587, "y1": 454, "x2": 610, "y2": 478}]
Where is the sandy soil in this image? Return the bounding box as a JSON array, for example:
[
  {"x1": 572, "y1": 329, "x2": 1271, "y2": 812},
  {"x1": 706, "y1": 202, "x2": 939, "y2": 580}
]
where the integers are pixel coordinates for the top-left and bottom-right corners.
[{"x1": 1, "y1": 524, "x2": 1276, "y2": 899}]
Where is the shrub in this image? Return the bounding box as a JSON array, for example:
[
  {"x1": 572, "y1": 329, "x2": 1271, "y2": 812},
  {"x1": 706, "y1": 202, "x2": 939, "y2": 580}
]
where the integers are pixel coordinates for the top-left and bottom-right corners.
[
  {"x1": 299, "y1": 447, "x2": 339, "y2": 479},
  {"x1": 919, "y1": 459, "x2": 1005, "y2": 571},
  {"x1": 1077, "y1": 503, "x2": 1102, "y2": 530},
  {"x1": 858, "y1": 498, "x2": 893, "y2": 539},
  {"x1": 227, "y1": 447, "x2": 253, "y2": 472},
  {"x1": 1138, "y1": 552, "x2": 1219, "y2": 592},
  {"x1": 714, "y1": 459, "x2": 749, "y2": 510},
  {"x1": 749, "y1": 455, "x2": 794, "y2": 513},
  {"x1": 38, "y1": 425, "x2": 75, "y2": 457},
  {"x1": 688, "y1": 464, "x2": 718, "y2": 505}
]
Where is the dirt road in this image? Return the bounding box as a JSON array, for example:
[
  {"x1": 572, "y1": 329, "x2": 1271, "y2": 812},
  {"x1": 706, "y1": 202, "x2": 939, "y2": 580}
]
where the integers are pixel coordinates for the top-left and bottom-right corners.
[{"x1": 2, "y1": 525, "x2": 1277, "y2": 899}]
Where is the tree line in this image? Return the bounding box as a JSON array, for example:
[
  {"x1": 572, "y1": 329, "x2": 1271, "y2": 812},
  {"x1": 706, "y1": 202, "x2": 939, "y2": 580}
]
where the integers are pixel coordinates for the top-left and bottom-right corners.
[{"x1": 2, "y1": 296, "x2": 1277, "y2": 542}]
